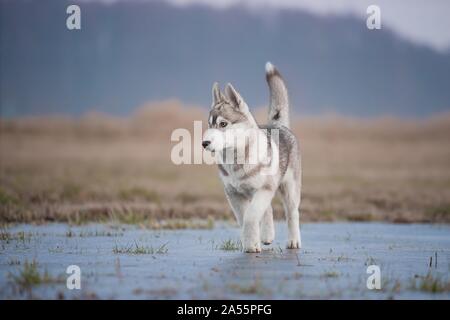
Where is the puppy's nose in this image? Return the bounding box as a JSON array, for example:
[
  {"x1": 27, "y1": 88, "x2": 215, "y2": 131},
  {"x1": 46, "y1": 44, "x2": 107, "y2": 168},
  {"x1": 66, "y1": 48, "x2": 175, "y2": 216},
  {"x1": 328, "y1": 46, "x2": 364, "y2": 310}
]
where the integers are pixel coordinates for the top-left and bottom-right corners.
[{"x1": 202, "y1": 141, "x2": 211, "y2": 149}]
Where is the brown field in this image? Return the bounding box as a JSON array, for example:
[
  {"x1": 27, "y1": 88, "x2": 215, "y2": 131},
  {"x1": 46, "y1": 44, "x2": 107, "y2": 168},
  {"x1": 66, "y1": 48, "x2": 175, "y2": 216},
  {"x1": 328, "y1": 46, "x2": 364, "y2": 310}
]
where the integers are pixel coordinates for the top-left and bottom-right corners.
[{"x1": 1, "y1": 100, "x2": 450, "y2": 224}]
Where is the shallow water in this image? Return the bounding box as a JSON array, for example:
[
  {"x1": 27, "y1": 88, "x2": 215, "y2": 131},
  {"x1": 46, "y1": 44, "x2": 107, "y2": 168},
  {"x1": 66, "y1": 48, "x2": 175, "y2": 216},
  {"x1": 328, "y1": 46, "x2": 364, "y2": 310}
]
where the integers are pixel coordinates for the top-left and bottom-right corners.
[{"x1": 0, "y1": 222, "x2": 449, "y2": 299}]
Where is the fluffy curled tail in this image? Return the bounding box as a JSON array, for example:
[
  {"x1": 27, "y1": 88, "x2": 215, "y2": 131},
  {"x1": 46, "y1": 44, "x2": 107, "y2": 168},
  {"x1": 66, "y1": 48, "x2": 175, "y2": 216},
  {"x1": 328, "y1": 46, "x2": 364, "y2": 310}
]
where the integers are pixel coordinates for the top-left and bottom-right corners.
[{"x1": 265, "y1": 62, "x2": 290, "y2": 128}]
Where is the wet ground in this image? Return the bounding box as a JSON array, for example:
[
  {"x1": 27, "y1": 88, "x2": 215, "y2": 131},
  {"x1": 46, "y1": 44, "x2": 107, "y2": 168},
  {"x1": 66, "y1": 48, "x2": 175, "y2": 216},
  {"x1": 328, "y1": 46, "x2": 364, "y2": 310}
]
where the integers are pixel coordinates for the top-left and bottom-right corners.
[{"x1": 0, "y1": 222, "x2": 449, "y2": 299}]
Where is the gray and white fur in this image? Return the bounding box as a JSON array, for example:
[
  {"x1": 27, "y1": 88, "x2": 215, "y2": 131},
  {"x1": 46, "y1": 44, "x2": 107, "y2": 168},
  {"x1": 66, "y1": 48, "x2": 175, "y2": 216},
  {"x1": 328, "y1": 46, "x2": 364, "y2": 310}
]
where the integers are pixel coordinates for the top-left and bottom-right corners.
[{"x1": 202, "y1": 62, "x2": 301, "y2": 253}]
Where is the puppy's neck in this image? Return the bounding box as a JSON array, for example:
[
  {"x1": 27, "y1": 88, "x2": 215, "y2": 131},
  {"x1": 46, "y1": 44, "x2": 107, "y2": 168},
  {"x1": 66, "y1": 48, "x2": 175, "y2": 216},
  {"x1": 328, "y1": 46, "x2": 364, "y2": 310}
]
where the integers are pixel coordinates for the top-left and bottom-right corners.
[{"x1": 218, "y1": 129, "x2": 270, "y2": 166}]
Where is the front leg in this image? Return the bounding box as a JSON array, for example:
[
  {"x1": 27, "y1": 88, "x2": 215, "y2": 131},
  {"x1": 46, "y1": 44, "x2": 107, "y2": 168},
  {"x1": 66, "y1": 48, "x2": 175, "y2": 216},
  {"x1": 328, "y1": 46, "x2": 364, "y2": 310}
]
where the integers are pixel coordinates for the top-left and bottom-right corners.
[
  {"x1": 260, "y1": 205, "x2": 275, "y2": 245},
  {"x1": 242, "y1": 189, "x2": 275, "y2": 253},
  {"x1": 224, "y1": 185, "x2": 250, "y2": 227}
]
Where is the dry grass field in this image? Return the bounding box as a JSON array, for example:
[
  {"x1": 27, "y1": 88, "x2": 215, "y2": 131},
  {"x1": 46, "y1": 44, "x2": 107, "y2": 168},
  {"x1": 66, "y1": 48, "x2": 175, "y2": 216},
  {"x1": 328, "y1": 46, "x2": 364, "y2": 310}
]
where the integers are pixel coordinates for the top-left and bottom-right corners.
[{"x1": 1, "y1": 100, "x2": 450, "y2": 225}]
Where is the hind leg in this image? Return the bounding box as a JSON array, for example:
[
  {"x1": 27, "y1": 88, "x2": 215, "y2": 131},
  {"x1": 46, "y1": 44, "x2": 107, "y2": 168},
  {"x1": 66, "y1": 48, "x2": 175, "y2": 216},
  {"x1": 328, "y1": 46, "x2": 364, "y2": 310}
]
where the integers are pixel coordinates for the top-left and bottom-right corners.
[
  {"x1": 279, "y1": 174, "x2": 301, "y2": 249},
  {"x1": 260, "y1": 205, "x2": 275, "y2": 245}
]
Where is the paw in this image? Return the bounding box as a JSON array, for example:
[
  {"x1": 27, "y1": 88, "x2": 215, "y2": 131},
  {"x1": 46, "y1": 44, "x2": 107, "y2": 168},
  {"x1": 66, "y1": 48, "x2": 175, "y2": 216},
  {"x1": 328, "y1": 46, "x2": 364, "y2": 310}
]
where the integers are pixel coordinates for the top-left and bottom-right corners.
[
  {"x1": 242, "y1": 239, "x2": 262, "y2": 253},
  {"x1": 244, "y1": 244, "x2": 261, "y2": 253},
  {"x1": 260, "y1": 233, "x2": 274, "y2": 245},
  {"x1": 286, "y1": 239, "x2": 301, "y2": 249},
  {"x1": 241, "y1": 224, "x2": 261, "y2": 253},
  {"x1": 260, "y1": 225, "x2": 274, "y2": 246}
]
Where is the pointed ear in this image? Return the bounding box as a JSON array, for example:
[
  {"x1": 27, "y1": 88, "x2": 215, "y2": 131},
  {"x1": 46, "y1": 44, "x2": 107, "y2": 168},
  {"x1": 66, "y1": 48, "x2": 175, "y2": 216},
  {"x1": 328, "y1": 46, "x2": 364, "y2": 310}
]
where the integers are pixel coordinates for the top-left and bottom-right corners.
[
  {"x1": 225, "y1": 83, "x2": 247, "y2": 111},
  {"x1": 212, "y1": 82, "x2": 225, "y2": 107}
]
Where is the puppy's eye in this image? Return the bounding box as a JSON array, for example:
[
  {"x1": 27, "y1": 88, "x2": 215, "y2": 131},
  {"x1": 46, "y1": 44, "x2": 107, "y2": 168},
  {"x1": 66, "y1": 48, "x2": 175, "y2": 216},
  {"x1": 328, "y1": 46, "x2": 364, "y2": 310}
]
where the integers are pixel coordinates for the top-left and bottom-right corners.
[{"x1": 219, "y1": 121, "x2": 227, "y2": 128}]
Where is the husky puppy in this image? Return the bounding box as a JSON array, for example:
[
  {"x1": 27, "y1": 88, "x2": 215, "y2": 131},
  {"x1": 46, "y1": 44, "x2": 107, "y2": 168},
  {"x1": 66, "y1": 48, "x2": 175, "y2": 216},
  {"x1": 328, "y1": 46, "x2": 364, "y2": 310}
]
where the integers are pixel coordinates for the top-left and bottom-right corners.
[{"x1": 202, "y1": 62, "x2": 301, "y2": 253}]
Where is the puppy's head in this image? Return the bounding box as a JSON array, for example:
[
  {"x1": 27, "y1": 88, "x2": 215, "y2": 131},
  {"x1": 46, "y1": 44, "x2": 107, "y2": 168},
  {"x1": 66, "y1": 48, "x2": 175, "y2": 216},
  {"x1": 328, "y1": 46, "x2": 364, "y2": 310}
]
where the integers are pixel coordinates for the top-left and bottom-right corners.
[{"x1": 202, "y1": 82, "x2": 255, "y2": 153}]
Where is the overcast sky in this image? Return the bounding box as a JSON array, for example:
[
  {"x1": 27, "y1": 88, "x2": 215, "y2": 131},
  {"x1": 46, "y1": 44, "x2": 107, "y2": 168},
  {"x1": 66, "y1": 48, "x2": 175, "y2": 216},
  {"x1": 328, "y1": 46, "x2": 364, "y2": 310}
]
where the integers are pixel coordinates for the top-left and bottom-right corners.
[
  {"x1": 87, "y1": 0, "x2": 450, "y2": 52},
  {"x1": 163, "y1": 0, "x2": 450, "y2": 52}
]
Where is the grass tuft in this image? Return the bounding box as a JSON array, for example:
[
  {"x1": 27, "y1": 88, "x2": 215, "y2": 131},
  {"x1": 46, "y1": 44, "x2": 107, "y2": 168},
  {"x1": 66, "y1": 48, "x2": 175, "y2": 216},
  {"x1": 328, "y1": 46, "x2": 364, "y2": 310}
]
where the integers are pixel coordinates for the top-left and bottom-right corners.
[
  {"x1": 9, "y1": 261, "x2": 61, "y2": 288},
  {"x1": 113, "y1": 241, "x2": 168, "y2": 255},
  {"x1": 66, "y1": 229, "x2": 124, "y2": 237},
  {"x1": 217, "y1": 239, "x2": 242, "y2": 251},
  {"x1": 0, "y1": 230, "x2": 32, "y2": 243},
  {"x1": 410, "y1": 272, "x2": 450, "y2": 293}
]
